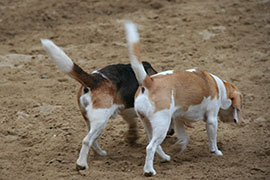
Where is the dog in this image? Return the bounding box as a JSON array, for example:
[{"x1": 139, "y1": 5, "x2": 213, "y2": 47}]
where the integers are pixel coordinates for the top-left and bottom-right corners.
[
  {"x1": 124, "y1": 22, "x2": 243, "y2": 176},
  {"x1": 41, "y1": 39, "x2": 157, "y2": 170}
]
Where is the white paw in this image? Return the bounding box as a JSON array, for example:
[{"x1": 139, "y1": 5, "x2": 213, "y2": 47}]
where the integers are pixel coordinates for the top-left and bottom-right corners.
[
  {"x1": 76, "y1": 160, "x2": 88, "y2": 170},
  {"x1": 215, "y1": 150, "x2": 223, "y2": 156},
  {"x1": 211, "y1": 149, "x2": 223, "y2": 156},
  {"x1": 144, "y1": 168, "x2": 156, "y2": 177}
]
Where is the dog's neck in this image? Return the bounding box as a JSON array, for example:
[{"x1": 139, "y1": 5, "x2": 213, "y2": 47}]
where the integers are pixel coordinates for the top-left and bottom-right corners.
[{"x1": 210, "y1": 74, "x2": 232, "y2": 110}]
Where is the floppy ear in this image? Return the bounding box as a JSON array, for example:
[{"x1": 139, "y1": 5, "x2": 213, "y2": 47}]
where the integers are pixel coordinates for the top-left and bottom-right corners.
[
  {"x1": 142, "y1": 61, "x2": 158, "y2": 76},
  {"x1": 231, "y1": 91, "x2": 243, "y2": 109},
  {"x1": 231, "y1": 91, "x2": 244, "y2": 122},
  {"x1": 146, "y1": 68, "x2": 158, "y2": 76}
]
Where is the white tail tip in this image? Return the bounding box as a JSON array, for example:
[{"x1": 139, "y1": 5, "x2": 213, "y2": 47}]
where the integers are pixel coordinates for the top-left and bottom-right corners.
[
  {"x1": 124, "y1": 21, "x2": 139, "y2": 44},
  {"x1": 41, "y1": 39, "x2": 73, "y2": 73}
]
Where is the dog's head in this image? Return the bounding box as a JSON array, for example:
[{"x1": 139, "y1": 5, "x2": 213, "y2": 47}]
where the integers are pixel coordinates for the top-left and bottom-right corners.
[
  {"x1": 142, "y1": 61, "x2": 158, "y2": 76},
  {"x1": 219, "y1": 81, "x2": 243, "y2": 123}
]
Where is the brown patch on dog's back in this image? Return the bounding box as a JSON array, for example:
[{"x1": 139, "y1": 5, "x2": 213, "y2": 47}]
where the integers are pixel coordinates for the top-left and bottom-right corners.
[
  {"x1": 147, "y1": 70, "x2": 220, "y2": 112},
  {"x1": 174, "y1": 70, "x2": 219, "y2": 110},
  {"x1": 91, "y1": 81, "x2": 123, "y2": 109},
  {"x1": 203, "y1": 72, "x2": 219, "y2": 99},
  {"x1": 147, "y1": 77, "x2": 173, "y2": 112}
]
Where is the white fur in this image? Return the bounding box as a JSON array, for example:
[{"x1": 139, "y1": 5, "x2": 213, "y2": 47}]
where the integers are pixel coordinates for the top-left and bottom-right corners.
[
  {"x1": 125, "y1": 22, "x2": 147, "y2": 85},
  {"x1": 135, "y1": 89, "x2": 154, "y2": 118},
  {"x1": 76, "y1": 90, "x2": 140, "y2": 170},
  {"x1": 131, "y1": 59, "x2": 147, "y2": 84},
  {"x1": 125, "y1": 21, "x2": 140, "y2": 44},
  {"x1": 41, "y1": 39, "x2": 74, "y2": 73},
  {"x1": 124, "y1": 21, "x2": 229, "y2": 176},
  {"x1": 233, "y1": 108, "x2": 239, "y2": 123},
  {"x1": 173, "y1": 97, "x2": 218, "y2": 122},
  {"x1": 186, "y1": 68, "x2": 197, "y2": 72},
  {"x1": 210, "y1": 73, "x2": 232, "y2": 110},
  {"x1": 92, "y1": 70, "x2": 110, "y2": 80},
  {"x1": 76, "y1": 91, "x2": 123, "y2": 169},
  {"x1": 143, "y1": 109, "x2": 171, "y2": 175},
  {"x1": 42, "y1": 38, "x2": 142, "y2": 170},
  {"x1": 151, "y1": 70, "x2": 174, "y2": 77},
  {"x1": 134, "y1": 73, "x2": 228, "y2": 175}
]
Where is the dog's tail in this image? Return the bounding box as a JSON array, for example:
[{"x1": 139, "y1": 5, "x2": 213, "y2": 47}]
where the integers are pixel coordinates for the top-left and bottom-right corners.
[
  {"x1": 124, "y1": 21, "x2": 153, "y2": 88},
  {"x1": 41, "y1": 39, "x2": 96, "y2": 88}
]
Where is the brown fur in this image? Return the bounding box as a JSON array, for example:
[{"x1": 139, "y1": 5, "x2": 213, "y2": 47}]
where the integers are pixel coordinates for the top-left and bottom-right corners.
[
  {"x1": 133, "y1": 42, "x2": 153, "y2": 88},
  {"x1": 77, "y1": 86, "x2": 88, "y2": 123},
  {"x1": 133, "y1": 42, "x2": 141, "y2": 61},
  {"x1": 143, "y1": 70, "x2": 220, "y2": 112},
  {"x1": 223, "y1": 81, "x2": 243, "y2": 121},
  {"x1": 132, "y1": 41, "x2": 220, "y2": 112},
  {"x1": 224, "y1": 81, "x2": 242, "y2": 108},
  {"x1": 89, "y1": 81, "x2": 123, "y2": 109},
  {"x1": 76, "y1": 83, "x2": 123, "y2": 121},
  {"x1": 70, "y1": 63, "x2": 97, "y2": 88}
]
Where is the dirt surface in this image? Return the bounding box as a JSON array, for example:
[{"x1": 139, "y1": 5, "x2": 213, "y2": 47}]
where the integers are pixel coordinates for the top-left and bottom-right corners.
[{"x1": 0, "y1": 0, "x2": 269, "y2": 179}]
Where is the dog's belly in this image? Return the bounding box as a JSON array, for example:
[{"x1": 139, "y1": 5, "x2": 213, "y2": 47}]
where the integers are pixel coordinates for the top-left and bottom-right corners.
[
  {"x1": 173, "y1": 108, "x2": 206, "y2": 122},
  {"x1": 173, "y1": 96, "x2": 219, "y2": 122}
]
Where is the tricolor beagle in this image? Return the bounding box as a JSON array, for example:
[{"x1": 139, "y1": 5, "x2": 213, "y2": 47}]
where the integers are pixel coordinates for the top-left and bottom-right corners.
[
  {"x1": 124, "y1": 22, "x2": 243, "y2": 176},
  {"x1": 41, "y1": 39, "x2": 157, "y2": 170}
]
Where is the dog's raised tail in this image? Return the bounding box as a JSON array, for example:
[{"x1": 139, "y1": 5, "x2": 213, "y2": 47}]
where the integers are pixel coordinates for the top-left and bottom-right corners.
[
  {"x1": 41, "y1": 39, "x2": 96, "y2": 88},
  {"x1": 125, "y1": 21, "x2": 152, "y2": 88}
]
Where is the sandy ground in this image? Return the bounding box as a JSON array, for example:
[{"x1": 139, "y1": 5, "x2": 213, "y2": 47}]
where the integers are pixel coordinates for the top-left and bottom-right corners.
[{"x1": 0, "y1": 0, "x2": 269, "y2": 179}]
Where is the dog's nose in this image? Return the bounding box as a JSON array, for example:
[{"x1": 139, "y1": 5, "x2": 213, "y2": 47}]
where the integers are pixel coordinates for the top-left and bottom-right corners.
[{"x1": 234, "y1": 119, "x2": 238, "y2": 123}]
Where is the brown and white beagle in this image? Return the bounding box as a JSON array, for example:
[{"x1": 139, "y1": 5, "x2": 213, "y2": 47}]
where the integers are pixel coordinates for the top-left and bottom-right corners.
[
  {"x1": 124, "y1": 22, "x2": 243, "y2": 176},
  {"x1": 41, "y1": 39, "x2": 157, "y2": 170}
]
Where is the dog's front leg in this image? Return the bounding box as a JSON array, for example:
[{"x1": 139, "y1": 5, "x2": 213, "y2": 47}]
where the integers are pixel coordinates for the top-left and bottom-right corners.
[{"x1": 206, "y1": 114, "x2": 223, "y2": 156}]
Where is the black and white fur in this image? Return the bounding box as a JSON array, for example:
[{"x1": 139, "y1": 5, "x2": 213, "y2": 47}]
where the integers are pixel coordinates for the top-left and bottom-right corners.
[{"x1": 41, "y1": 39, "x2": 157, "y2": 170}]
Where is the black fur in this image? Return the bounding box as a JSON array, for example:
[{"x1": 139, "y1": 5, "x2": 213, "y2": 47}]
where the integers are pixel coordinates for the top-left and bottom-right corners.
[
  {"x1": 83, "y1": 87, "x2": 89, "y2": 94},
  {"x1": 95, "y1": 61, "x2": 157, "y2": 108}
]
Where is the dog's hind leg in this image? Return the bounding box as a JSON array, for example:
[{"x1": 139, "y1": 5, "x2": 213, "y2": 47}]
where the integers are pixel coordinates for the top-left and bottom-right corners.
[
  {"x1": 79, "y1": 108, "x2": 106, "y2": 157},
  {"x1": 92, "y1": 141, "x2": 107, "y2": 156},
  {"x1": 143, "y1": 111, "x2": 171, "y2": 176},
  {"x1": 174, "y1": 119, "x2": 189, "y2": 152},
  {"x1": 120, "y1": 108, "x2": 138, "y2": 143},
  {"x1": 76, "y1": 107, "x2": 114, "y2": 170},
  {"x1": 206, "y1": 112, "x2": 223, "y2": 156},
  {"x1": 141, "y1": 117, "x2": 170, "y2": 163}
]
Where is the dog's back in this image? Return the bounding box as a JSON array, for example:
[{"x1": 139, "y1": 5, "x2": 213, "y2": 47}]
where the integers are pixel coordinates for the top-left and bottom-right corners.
[{"x1": 97, "y1": 62, "x2": 156, "y2": 108}]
